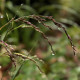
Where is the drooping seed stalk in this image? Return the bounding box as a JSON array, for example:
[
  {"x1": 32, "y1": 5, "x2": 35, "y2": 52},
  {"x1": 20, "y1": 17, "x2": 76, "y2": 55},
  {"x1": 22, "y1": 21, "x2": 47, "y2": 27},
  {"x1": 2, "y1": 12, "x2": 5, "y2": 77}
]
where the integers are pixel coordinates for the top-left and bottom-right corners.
[
  {"x1": 30, "y1": 15, "x2": 54, "y2": 31},
  {"x1": 0, "y1": 40, "x2": 16, "y2": 66},
  {"x1": 18, "y1": 19, "x2": 55, "y2": 55},
  {"x1": 40, "y1": 15, "x2": 76, "y2": 55}
]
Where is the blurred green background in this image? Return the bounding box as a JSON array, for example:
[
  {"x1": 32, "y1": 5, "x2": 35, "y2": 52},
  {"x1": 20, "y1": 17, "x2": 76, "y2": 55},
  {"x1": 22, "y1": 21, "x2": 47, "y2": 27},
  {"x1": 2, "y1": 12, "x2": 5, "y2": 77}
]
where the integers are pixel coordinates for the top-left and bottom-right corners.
[{"x1": 0, "y1": 0, "x2": 80, "y2": 80}]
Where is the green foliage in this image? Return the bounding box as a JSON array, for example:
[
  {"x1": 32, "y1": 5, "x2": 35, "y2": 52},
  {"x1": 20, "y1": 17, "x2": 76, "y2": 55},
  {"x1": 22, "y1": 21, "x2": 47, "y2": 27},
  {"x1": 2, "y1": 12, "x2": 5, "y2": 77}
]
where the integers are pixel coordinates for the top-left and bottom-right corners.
[{"x1": 0, "y1": 0, "x2": 80, "y2": 80}]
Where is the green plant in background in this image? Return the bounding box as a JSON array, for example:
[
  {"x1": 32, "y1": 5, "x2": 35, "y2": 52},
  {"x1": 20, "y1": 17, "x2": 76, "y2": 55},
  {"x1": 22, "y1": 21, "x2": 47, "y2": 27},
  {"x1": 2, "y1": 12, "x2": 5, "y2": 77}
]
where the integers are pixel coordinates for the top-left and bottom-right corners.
[{"x1": 0, "y1": 0, "x2": 80, "y2": 80}]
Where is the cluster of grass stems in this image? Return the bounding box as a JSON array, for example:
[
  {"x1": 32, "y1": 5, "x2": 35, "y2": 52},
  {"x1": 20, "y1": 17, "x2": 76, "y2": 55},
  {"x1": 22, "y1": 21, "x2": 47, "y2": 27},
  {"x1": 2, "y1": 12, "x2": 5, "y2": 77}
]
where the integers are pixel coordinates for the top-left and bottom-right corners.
[{"x1": 0, "y1": 15, "x2": 76, "y2": 79}]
